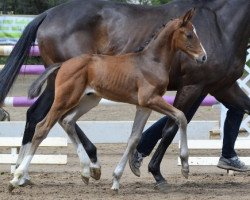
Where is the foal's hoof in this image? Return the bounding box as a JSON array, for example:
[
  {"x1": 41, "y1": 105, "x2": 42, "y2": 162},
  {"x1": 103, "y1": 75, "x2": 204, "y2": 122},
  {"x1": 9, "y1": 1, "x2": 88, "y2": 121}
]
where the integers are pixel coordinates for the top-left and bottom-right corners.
[
  {"x1": 90, "y1": 167, "x2": 101, "y2": 180},
  {"x1": 181, "y1": 168, "x2": 189, "y2": 179},
  {"x1": 154, "y1": 180, "x2": 168, "y2": 192},
  {"x1": 8, "y1": 178, "x2": 33, "y2": 192},
  {"x1": 8, "y1": 183, "x2": 15, "y2": 193},
  {"x1": 110, "y1": 187, "x2": 119, "y2": 195},
  {"x1": 20, "y1": 179, "x2": 34, "y2": 187},
  {"x1": 81, "y1": 175, "x2": 90, "y2": 185}
]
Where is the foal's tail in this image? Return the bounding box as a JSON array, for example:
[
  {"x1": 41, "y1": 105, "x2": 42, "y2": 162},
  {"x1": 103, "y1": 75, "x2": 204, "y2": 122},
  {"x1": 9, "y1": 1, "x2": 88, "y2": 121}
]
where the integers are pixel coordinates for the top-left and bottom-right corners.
[
  {"x1": 28, "y1": 63, "x2": 61, "y2": 99},
  {"x1": 0, "y1": 12, "x2": 47, "y2": 105}
]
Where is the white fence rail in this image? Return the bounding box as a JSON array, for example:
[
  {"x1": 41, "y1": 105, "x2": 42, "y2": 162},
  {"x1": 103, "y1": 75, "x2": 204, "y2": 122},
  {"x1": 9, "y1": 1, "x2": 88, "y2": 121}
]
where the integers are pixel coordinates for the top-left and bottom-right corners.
[{"x1": 0, "y1": 137, "x2": 67, "y2": 173}]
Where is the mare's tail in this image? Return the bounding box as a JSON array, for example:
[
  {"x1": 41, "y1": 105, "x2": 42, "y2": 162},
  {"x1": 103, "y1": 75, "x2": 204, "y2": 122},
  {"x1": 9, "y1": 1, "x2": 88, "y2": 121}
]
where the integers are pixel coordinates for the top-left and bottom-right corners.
[
  {"x1": 28, "y1": 63, "x2": 61, "y2": 99},
  {"x1": 0, "y1": 12, "x2": 47, "y2": 105}
]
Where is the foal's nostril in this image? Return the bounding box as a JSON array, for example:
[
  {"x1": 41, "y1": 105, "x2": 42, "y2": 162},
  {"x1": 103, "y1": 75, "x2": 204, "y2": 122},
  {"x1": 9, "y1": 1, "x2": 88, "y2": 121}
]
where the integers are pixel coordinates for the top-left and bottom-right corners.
[{"x1": 202, "y1": 55, "x2": 207, "y2": 62}]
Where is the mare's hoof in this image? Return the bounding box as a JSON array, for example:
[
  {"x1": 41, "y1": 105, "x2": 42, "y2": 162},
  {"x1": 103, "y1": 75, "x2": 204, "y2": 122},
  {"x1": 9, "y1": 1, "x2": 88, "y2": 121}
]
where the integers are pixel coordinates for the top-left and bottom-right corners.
[
  {"x1": 90, "y1": 167, "x2": 101, "y2": 180},
  {"x1": 81, "y1": 175, "x2": 90, "y2": 185},
  {"x1": 181, "y1": 168, "x2": 189, "y2": 179},
  {"x1": 154, "y1": 180, "x2": 168, "y2": 192}
]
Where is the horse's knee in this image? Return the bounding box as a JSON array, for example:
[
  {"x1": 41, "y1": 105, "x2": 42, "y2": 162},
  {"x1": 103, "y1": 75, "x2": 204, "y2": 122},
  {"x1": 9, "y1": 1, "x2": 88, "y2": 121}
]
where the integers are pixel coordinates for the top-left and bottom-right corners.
[
  {"x1": 175, "y1": 110, "x2": 187, "y2": 130},
  {"x1": 33, "y1": 122, "x2": 49, "y2": 142},
  {"x1": 60, "y1": 117, "x2": 74, "y2": 131},
  {"x1": 33, "y1": 129, "x2": 47, "y2": 142}
]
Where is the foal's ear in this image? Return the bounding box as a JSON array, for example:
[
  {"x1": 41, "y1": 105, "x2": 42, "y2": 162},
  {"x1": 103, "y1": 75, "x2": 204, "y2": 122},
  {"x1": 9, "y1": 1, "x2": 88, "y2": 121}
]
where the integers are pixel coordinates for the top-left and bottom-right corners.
[{"x1": 181, "y1": 8, "x2": 196, "y2": 26}]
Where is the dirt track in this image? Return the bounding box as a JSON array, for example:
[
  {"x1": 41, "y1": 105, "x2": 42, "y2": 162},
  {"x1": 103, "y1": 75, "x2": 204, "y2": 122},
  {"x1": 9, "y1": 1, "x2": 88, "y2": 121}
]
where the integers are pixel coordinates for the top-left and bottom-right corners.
[
  {"x1": 0, "y1": 76, "x2": 250, "y2": 199},
  {"x1": 1, "y1": 144, "x2": 250, "y2": 200}
]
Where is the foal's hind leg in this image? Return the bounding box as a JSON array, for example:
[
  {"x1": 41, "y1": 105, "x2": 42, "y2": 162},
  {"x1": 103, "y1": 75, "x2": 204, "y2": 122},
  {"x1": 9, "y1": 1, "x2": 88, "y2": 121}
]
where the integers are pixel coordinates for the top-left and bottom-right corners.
[
  {"x1": 14, "y1": 86, "x2": 54, "y2": 186},
  {"x1": 59, "y1": 94, "x2": 102, "y2": 184},
  {"x1": 111, "y1": 106, "x2": 151, "y2": 191},
  {"x1": 10, "y1": 80, "x2": 84, "y2": 190},
  {"x1": 9, "y1": 106, "x2": 63, "y2": 191}
]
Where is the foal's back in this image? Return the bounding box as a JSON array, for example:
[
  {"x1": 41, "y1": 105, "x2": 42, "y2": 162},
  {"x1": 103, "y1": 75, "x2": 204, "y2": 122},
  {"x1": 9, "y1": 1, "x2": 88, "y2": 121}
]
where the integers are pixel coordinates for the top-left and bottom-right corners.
[{"x1": 57, "y1": 52, "x2": 145, "y2": 104}]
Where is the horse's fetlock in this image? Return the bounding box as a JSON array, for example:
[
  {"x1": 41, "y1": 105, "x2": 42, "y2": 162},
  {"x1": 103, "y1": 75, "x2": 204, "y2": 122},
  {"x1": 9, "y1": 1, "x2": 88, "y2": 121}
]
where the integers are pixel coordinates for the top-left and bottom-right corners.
[
  {"x1": 180, "y1": 152, "x2": 188, "y2": 161},
  {"x1": 175, "y1": 111, "x2": 187, "y2": 129}
]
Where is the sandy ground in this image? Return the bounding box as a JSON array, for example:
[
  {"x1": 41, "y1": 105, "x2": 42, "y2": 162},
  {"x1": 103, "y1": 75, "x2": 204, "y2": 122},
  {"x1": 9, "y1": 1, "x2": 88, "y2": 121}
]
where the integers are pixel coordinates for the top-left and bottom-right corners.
[
  {"x1": 0, "y1": 144, "x2": 250, "y2": 200},
  {"x1": 0, "y1": 76, "x2": 250, "y2": 199}
]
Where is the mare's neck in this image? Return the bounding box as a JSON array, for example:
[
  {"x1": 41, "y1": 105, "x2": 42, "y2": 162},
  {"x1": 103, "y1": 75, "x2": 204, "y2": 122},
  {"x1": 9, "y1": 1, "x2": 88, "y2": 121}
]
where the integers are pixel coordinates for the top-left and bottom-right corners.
[
  {"x1": 142, "y1": 24, "x2": 176, "y2": 67},
  {"x1": 213, "y1": 0, "x2": 250, "y2": 58},
  {"x1": 209, "y1": 0, "x2": 250, "y2": 50}
]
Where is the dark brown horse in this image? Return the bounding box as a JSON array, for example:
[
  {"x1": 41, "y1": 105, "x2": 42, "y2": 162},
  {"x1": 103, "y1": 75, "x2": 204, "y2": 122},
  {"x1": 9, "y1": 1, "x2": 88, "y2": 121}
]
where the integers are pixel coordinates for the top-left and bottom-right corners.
[
  {"x1": 0, "y1": 0, "x2": 249, "y2": 190},
  {"x1": 10, "y1": 10, "x2": 206, "y2": 191}
]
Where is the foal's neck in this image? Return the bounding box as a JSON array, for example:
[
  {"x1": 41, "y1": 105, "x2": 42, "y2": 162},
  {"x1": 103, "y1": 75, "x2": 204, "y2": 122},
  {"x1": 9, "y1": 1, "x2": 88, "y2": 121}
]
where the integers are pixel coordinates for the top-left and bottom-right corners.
[{"x1": 143, "y1": 23, "x2": 177, "y2": 67}]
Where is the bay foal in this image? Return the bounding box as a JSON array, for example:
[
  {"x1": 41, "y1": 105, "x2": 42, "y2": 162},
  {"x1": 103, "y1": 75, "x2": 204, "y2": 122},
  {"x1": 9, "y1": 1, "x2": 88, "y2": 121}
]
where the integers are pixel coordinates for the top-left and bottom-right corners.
[{"x1": 10, "y1": 9, "x2": 206, "y2": 191}]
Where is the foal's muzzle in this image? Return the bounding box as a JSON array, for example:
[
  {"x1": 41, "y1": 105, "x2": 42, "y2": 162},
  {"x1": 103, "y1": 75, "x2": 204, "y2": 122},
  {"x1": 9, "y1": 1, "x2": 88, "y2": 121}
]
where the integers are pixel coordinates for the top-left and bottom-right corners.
[{"x1": 195, "y1": 54, "x2": 207, "y2": 64}]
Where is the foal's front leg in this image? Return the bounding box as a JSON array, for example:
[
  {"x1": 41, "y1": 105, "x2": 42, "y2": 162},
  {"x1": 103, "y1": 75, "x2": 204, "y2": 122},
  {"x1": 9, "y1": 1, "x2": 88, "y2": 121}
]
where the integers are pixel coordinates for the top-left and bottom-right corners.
[
  {"x1": 147, "y1": 95, "x2": 189, "y2": 178},
  {"x1": 111, "y1": 106, "x2": 151, "y2": 191}
]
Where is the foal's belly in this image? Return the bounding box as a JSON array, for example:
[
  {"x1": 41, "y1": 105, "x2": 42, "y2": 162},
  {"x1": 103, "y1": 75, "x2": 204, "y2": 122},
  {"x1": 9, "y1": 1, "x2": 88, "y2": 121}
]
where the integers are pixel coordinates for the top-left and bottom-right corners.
[
  {"x1": 84, "y1": 84, "x2": 138, "y2": 105},
  {"x1": 86, "y1": 59, "x2": 139, "y2": 104}
]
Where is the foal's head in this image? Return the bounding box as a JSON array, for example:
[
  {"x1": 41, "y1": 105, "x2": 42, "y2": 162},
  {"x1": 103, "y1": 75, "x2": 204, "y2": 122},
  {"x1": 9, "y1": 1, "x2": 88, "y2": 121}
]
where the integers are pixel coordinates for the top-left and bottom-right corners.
[{"x1": 171, "y1": 8, "x2": 207, "y2": 64}]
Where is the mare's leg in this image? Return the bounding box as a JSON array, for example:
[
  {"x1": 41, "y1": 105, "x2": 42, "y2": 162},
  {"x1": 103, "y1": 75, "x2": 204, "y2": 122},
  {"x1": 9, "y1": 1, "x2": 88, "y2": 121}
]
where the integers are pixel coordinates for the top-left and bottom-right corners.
[
  {"x1": 148, "y1": 86, "x2": 205, "y2": 189},
  {"x1": 111, "y1": 106, "x2": 152, "y2": 191},
  {"x1": 59, "y1": 94, "x2": 102, "y2": 184}
]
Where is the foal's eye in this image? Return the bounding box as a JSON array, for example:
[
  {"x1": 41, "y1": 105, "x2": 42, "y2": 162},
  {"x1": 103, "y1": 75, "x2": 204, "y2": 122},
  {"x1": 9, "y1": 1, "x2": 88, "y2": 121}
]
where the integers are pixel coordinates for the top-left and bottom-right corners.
[{"x1": 186, "y1": 33, "x2": 193, "y2": 39}]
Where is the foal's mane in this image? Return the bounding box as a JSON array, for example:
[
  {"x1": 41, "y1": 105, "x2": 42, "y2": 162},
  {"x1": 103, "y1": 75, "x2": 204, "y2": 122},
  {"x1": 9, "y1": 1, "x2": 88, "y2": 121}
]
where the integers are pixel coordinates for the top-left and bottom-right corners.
[{"x1": 134, "y1": 19, "x2": 176, "y2": 53}]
